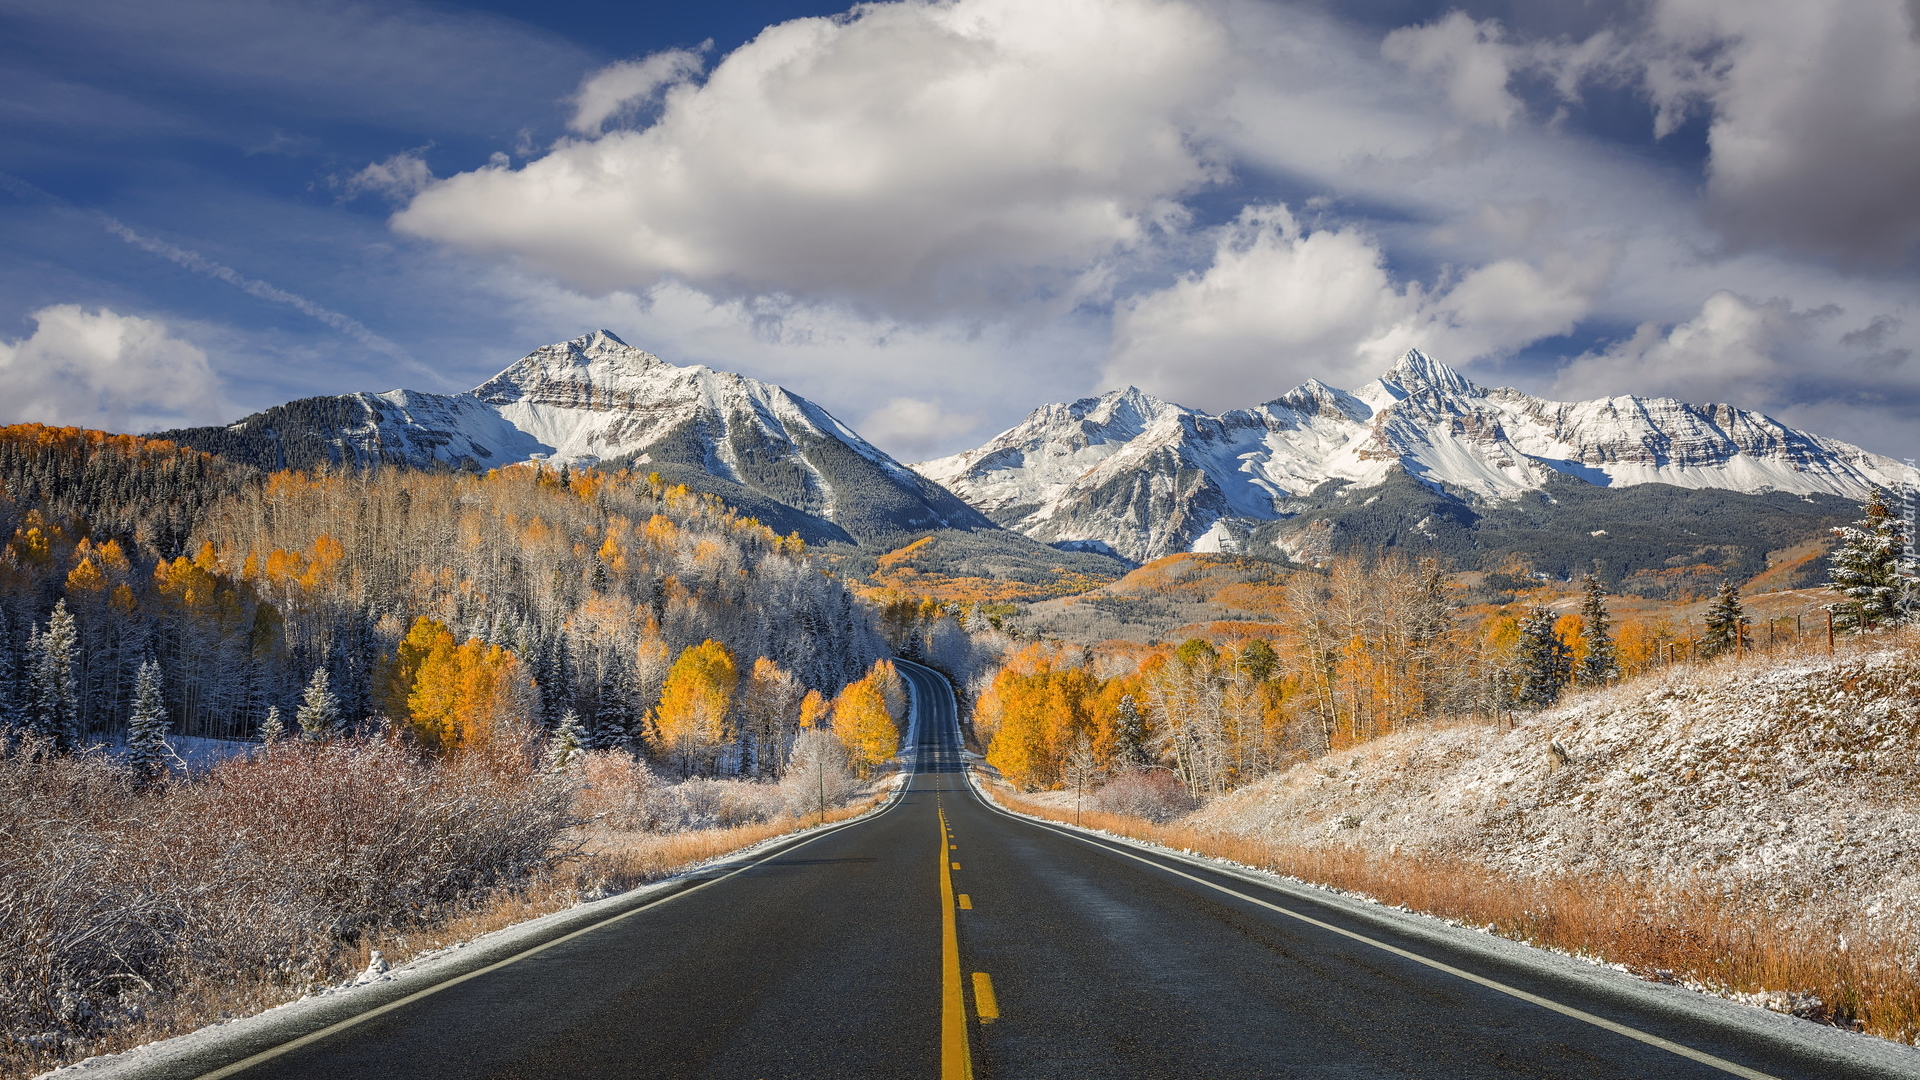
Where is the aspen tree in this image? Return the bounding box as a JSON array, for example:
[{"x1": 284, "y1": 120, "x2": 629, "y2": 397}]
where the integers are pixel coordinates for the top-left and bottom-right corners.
[
  {"x1": 653, "y1": 640, "x2": 738, "y2": 776},
  {"x1": 831, "y1": 675, "x2": 897, "y2": 778}
]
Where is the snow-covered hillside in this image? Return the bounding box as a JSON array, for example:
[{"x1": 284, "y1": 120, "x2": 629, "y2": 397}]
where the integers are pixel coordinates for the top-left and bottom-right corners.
[
  {"x1": 915, "y1": 351, "x2": 1915, "y2": 563},
  {"x1": 1191, "y1": 640, "x2": 1920, "y2": 942}
]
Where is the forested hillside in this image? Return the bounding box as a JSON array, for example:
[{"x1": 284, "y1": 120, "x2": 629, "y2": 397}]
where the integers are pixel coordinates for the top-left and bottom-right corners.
[{"x1": 0, "y1": 424, "x2": 886, "y2": 769}]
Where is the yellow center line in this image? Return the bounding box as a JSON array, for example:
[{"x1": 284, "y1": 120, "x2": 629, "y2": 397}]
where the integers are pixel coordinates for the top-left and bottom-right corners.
[
  {"x1": 958, "y1": 894, "x2": 972, "y2": 910},
  {"x1": 971, "y1": 973, "x2": 999, "y2": 1024},
  {"x1": 939, "y1": 806, "x2": 973, "y2": 1080}
]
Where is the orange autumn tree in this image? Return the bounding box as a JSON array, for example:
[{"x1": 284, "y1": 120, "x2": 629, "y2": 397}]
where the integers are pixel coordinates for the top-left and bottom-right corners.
[
  {"x1": 653, "y1": 639, "x2": 738, "y2": 775},
  {"x1": 980, "y1": 644, "x2": 1104, "y2": 791},
  {"x1": 797, "y1": 689, "x2": 830, "y2": 730},
  {"x1": 379, "y1": 616, "x2": 529, "y2": 752},
  {"x1": 832, "y1": 661, "x2": 901, "y2": 777}
]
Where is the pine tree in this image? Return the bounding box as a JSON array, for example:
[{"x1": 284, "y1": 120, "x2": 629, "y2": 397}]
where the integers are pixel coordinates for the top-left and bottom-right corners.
[
  {"x1": 126, "y1": 659, "x2": 170, "y2": 783},
  {"x1": 296, "y1": 667, "x2": 340, "y2": 741},
  {"x1": 1514, "y1": 606, "x2": 1572, "y2": 709},
  {"x1": 259, "y1": 704, "x2": 286, "y2": 746},
  {"x1": 1701, "y1": 579, "x2": 1748, "y2": 656},
  {"x1": 29, "y1": 601, "x2": 80, "y2": 749},
  {"x1": 1111, "y1": 694, "x2": 1149, "y2": 768},
  {"x1": 594, "y1": 677, "x2": 637, "y2": 754},
  {"x1": 545, "y1": 709, "x2": 585, "y2": 771},
  {"x1": 1827, "y1": 487, "x2": 1913, "y2": 631},
  {"x1": 1576, "y1": 574, "x2": 1618, "y2": 686}
]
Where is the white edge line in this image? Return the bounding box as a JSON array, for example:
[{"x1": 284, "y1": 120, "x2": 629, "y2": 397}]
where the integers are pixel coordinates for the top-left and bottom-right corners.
[
  {"x1": 186, "y1": 777, "x2": 913, "y2": 1080},
  {"x1": 963, "y1": 770, "x2": 1780, "y2": 1080}
]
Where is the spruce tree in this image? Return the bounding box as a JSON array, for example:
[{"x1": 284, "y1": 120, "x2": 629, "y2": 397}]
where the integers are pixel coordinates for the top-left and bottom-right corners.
[
  {"x1": 545, "y1": 708, "x2": 585, "y2": 771},
  {"x1": 1701, "y1": 579, "x2": 1748, "y2": 656},
  {"x1": 1827, "y1": 487, "x2": 1913, "y2": 630},
  {"x1": 29, "y1": 601, "x2": 80, "y2": 749},
  {"x1": 296, "y1": 667, "x2": 340, "y2": 741},
  {"x1": 259, "y1": 704, "x2": 286, "y2": 746},
  {"x1": 1112, "y1": 694, "x2": 1148, "y2": 768},
  {"x1": 1576, "y1": 574, "x2": 1618, "y2": 686},
  {"x1": 594, "y1": 677, "x2": 635, "y2": 753},
  {"x1": 1514, "y1": 606, "x2": 1572, "y2": 709},
  {"x1": 126, "y1": 659, "x2": 170, "y2": 783}
]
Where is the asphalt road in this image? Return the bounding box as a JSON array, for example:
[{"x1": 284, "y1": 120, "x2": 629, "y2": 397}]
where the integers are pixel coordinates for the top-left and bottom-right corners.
[{"x1": 171, "y1": 659, "x2": 1906, "y2": 1080}]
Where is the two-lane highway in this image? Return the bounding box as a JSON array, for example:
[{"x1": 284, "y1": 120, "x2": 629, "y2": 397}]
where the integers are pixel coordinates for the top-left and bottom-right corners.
[{"x1": 145, "y1": 660, "x2": 1908, "y2": 1080}]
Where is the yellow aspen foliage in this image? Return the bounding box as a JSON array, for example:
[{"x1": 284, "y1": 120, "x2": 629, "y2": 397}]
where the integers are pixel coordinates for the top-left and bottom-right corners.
[
  {"x1": 983, "y1": 664, "x2": 1055, "y2": 790},
  {"x1": 1554, "y1": 613, "x2": 1586, "y2": 667},
  {"x1": 832, "y1": 675, "x2": 898, "y2": 778},
  {"x1": 382, "y1": 616, "x2": 528, "y2": 751},
  {"x1": 653, "y1": 639, "x2": 738, "y2": 774},
  {"x1": 1615, "y1": 618, "x2": 1674, "y2": 678},
  {"x1": 643, "y1": 514, "x2": 679, "y2": 551},
  {"x1": 65, "y1": 557, "x2": 105, "y2": 594},
  {"x1": 797, "y1": 689, "x2": 830, "y2": 729},
  {"x1": 298, "y1": 535, "x2": 344, "y2": 592}
]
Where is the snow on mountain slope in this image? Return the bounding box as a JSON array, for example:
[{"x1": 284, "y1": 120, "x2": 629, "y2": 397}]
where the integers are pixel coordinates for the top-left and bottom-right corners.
[
  {"x1": 915, "y1": 350, "x2": 1916, "y2": 563},
  {"x1": 161, "y1": 331, "x2": 991, "y2": 545}
]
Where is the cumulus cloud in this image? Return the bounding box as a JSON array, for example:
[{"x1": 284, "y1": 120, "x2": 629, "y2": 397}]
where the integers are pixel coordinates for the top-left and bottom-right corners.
[
  {"x1": 1641, "y1": 0, "x2": 1920, "y2": 262},
  {"x1": 1104, "y1": 203, "x2": 1614, "y2": 409},
  {"x1": 0, "y1": 306, "x2": 231, "y2": 431},
  {"x1": 1106, "y1": 206, "x2": 1425, "y2": 405},
  {"x1": 393, "y1": 0, "x2": 1233, "y2": 314},
  {"x1": 568, "y1": 48, "x2": 705, "y2": 136},
  {"x1": 856, "y1": 397, "x2": 986, "y2": 461},
  {"x1": 1381, "y1": 12, "x2": 1525, "y2": 128},
  {"x1": 1550, "y1": 291, "x2": 1823, "y2": 405}
]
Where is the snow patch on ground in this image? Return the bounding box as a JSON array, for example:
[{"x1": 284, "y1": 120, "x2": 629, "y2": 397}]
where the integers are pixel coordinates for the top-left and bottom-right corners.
[{"x1": 1193, "y1": 642, "x2": 1920, "y2": 947}]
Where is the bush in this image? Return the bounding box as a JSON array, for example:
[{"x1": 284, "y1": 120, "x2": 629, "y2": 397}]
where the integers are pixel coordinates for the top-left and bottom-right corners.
[
  {"x1": 1092, "y1": 769, "x2": 1197, "y2": 822},
  {"x1": 0, "y1": 730, "x2": 573, "y2": 1058}
]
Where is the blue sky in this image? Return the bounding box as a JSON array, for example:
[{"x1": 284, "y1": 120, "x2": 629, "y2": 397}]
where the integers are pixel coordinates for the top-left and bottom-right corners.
[{"x1": 2, "y1": 0, "x2": 1917, "y2": 462}]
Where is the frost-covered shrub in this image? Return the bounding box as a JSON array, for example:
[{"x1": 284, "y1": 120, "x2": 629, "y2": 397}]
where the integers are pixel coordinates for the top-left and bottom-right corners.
[
  {"x1": 0, "y1": 730, "x2": 573, "y2": 1054},
  {"x1": 779, "y1": 729, "x2": 858, "y2": 819},
  {"x1": 1093, "y1": 769, "x2": 1197, "y2": 822}
]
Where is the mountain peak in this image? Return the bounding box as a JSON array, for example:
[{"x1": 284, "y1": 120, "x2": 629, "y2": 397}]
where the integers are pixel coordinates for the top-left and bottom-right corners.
[
  {"x1": 472, "y1": 330, "x2": 670, "y2": 403},
  {"x1": 1382, "y1": 349, "x2": 1478, "y2": 397}
]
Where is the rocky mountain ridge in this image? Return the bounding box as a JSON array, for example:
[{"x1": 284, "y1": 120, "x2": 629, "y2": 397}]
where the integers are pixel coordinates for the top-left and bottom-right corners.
[
  {"x1": 914, "y1": 350, "x2": 1915, "y2": 563},
  {"x1": 157, "y1": 330, "x2": 993, "y2": 548}
]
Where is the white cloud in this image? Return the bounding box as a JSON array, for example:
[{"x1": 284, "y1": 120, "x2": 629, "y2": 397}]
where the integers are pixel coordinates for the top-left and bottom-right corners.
[
  {"x1": 1381, "y1": 12, "x2": 1524, "y2": 128},
  {"x1": 855, "y1": 397, "x2": 985, "y2": 461},
  {"x1": 342, "y1": 149, "x2": 435, "y2": 203},
  {"x1": 1106, "y1": 205, "x2": 1424, "y2": 405},
  {"x1": 1105, "y1": 203, "x2": 1614, "y2": 409},
  {"x1": 1640, "y1": 0, "x2": 1920, "y2": 262},
  {"x1": 394, "y1": 0, "x2": 1233, "y2": 314},
  {"x1": 1550, "y1": 291, "x2": 1817, "y2": 405},
  {"x1": 0, "y1": 306, "x2": 231, "y2": 432},
  {"x1": 568, "y1": 48, "x2": 705, "y2": 136}
]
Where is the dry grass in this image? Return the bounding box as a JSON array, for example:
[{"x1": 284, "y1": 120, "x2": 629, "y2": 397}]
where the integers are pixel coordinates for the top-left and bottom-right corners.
[{"x1": 981, "y1": 778, "x2": 1920, "y2": 1045}]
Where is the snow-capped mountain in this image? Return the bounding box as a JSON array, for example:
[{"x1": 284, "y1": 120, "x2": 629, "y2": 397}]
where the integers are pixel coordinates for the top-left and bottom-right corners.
[
  {"x1": 159, "y1": 331, "x2": 991, "y2": 545},
  {"x1": 915, "y1": 350, "x2": 1916, "y2": 564}
]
